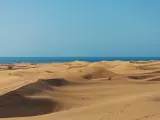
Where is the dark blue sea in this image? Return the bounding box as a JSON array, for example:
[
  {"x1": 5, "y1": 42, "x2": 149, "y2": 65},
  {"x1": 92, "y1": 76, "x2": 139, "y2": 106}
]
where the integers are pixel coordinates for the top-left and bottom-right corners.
[{"x1": 0, "y1": 57, "x2": 160, "y2": 64}]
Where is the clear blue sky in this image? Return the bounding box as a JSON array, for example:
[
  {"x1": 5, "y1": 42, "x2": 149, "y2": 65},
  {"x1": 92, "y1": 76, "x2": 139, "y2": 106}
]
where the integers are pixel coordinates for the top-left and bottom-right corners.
[{"x1": 0, "y1": 0, "x2": 159, "y2": 57}]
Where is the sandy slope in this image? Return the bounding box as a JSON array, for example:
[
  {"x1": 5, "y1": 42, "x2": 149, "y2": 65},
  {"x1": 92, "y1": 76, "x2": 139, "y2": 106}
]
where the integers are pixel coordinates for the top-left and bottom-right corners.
[{"x1": 1, "y1": 61, "x2": 160, "y2": 120}]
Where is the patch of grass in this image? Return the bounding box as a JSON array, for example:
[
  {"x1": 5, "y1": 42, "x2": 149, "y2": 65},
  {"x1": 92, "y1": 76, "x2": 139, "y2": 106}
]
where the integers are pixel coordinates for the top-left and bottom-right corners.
[
  {"x1": 83, "y1": 74, "x2": 92, "y2": 79},
  {"x1": 7, "y1": 65, "x2": 13, "y2": 70},
  {"x1": 108, "y1": 77, "x2": 112, "y2": 80}
]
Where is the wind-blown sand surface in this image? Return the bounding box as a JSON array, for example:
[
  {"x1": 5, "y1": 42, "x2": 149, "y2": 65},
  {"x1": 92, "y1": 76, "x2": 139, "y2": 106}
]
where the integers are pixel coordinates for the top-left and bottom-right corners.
[{"x1": 1, "y1": 61, "x2": 160, "y2": 120}]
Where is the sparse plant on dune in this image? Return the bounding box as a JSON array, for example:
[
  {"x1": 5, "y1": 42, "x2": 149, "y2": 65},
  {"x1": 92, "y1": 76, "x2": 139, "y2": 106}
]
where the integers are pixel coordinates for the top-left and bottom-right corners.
[
  {"x1": 108, "y1": 77, "x2": 112, "y2": 80},
  {"x1": 7, "y1": 64, "x2": 13, "y2": 70}
]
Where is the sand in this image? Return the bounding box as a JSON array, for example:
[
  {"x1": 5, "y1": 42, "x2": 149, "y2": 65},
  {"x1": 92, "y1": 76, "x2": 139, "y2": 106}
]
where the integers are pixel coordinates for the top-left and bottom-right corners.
[{"x1": 0, "y1": 61, "x2": 160, "y2": 120}]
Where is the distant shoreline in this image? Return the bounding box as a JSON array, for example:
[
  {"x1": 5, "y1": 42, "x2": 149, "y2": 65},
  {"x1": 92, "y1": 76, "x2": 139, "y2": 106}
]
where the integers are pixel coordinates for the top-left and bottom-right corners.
[{"x1": 0, "y1": 57, "x2": 159, "y2": 64}]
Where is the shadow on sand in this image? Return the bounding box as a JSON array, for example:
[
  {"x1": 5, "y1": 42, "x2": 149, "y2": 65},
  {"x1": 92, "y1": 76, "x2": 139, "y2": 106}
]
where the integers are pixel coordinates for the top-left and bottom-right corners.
[
  {"x1": 0, "y1": 78, "x2": 70, "y2": 118},
  {"x1": 0, "y1": 92, "x2": 57, "y2": 118}
]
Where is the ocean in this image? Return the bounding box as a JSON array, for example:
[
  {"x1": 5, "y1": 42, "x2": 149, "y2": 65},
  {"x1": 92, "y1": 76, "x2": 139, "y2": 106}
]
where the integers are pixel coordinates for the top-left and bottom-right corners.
[{"x1": 0, "y1": 57, "x2": 160, "y2": 64}]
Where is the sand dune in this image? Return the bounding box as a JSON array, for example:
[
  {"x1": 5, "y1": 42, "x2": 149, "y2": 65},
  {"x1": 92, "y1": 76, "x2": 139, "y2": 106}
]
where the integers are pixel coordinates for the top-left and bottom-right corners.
[
  {"x1": 110, "y1": 62, "x2": 137, "y2": 71},
  {"x1": 56, "y1": 66, "x2": 118, "y2": 81},
  {"x1": 1, "y1": 61, "x2": 160, "y2": 120},
  {"x1": 88, "y1": 62, "x2": 113, "y2": 69}
]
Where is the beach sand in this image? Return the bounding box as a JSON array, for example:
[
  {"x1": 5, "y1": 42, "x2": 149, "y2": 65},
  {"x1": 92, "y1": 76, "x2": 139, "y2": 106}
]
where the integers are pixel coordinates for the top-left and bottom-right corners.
[{"x1": 1, "y1": 61, "x2": 160, "y2": 120}]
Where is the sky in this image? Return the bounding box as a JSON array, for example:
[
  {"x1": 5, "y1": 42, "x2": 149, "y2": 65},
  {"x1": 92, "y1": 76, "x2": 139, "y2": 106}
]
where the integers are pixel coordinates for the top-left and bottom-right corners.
[{"x1": 0, "y1": 0, "x2": 160, "y2": 57}]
